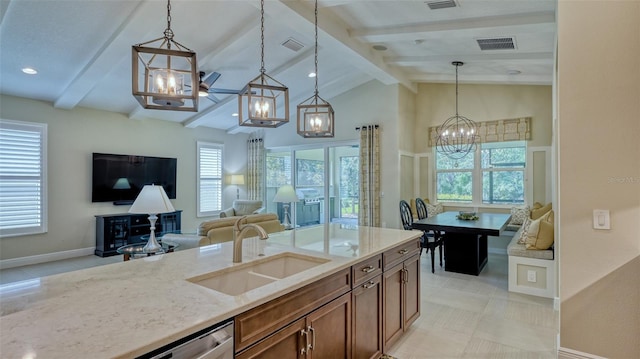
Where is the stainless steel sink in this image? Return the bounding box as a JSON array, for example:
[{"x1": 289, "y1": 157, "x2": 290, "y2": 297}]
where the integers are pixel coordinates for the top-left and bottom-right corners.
[{"x1": 186, "y1": 252, "x2": 329, "y2": 296}]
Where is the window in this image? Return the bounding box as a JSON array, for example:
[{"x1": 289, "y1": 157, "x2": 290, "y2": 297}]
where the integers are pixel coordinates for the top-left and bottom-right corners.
[
  {"x1": 435, "y1": 151, "x2": 474, "y2": 203},
  {"x1": 0, "y1": 119, "x2": 48, "y2": 237},
  {"x1": 197, "y1": 142, "x2": 223, "y2": 217},
  {"x1": 481, "y1": 142, "x2": 526, "y2": 204},
  {"x1": 436, "y1": 141, "x2": 526, "y2": 205}
]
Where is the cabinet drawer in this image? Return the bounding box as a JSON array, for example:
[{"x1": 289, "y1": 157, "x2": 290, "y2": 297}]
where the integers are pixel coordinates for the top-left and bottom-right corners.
[
  {"x1": 235, "y1": 268, "x2": 351, "y2": 352},
  {"x1": 352, "y1": 254, "x2": 382, "y2": 287},
  {"x1": 383, "y1": 239, "x2": 420, "y2": 271},
  {"x1": 130, "y1": 215, "x2": 148, "y2": 225}
]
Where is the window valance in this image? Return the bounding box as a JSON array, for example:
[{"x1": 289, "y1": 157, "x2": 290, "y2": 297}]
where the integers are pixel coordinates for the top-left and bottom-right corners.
[{"x1": 428, "y1": 117, "x2": 531, "y2": 147}]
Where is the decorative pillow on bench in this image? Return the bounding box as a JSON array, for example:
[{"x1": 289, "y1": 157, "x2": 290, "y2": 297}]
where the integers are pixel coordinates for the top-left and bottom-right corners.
[
  {"x1": 524, "y1": 210, "x2": 554, "y2": 250},
  {"x1": 509, "y1": 205, "x2": 530, "y2": 226}
]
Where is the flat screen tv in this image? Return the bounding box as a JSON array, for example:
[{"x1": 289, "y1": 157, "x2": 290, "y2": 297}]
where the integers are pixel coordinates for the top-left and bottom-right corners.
[{"x1": 92, "y1": 153, "x2": 177, "y2": 204}]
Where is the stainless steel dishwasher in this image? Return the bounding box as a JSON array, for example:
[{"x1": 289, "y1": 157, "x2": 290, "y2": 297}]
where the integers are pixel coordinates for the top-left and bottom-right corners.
[{"x1": 137, "y1": 320, "x2": 233, "y2": 359}]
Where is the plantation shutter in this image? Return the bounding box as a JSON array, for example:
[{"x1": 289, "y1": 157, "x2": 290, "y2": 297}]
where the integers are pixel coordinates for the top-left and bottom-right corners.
[
  {"x1": 197, "y1": 142, "x2": 223, "y2": 216},
  {"x1": 0, "y1": 119, "x2": 48, "y2": 237}
]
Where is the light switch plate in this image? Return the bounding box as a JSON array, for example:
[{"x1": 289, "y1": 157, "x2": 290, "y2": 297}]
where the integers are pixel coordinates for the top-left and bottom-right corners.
[{"x1": 593, "y1": 209, "x2": 610, "y2": 230}]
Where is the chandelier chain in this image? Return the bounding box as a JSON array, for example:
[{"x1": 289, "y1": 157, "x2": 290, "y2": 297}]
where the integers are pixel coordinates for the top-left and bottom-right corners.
[
  {"x1": 455, "y1": 62, "x2": 459, "y2": 116},
  {"x1": 260, "y1": 0, "x2": 265, "y2": 74},
  {"x1": 314, "y1": 0, "x2": 319, "y2": 96},
  {"x1": 164, "y1": 0, "x2": 174, "y2": 44}
]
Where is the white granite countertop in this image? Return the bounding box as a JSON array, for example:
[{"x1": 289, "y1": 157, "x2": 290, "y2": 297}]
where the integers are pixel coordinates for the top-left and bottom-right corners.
[{"x1": 0, "y1": 224, "x2": 421, "y2": 358}]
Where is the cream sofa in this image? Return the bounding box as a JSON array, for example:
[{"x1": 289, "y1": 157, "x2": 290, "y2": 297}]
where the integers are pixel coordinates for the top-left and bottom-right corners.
[
  {"x1": 219, "y1": 200, "x2": 264, "y2": 218},
  {"x1": 162, "y1": 213, "x2": 284, "y2": 249}
]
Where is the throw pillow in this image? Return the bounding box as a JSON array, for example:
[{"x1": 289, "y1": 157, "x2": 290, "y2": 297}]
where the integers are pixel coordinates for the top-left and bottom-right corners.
[
  {"x1": 525, "y1": 211, "x2": 555, "y2": 250},
  {"x1": 509, "y1": 206, "x2": 530, "y2": 226},
  {"x1": 531, "y1": 202, "x2": 552, "y2": 220},
  {"x1": 516, "y1": 217, "x2": 532, "y2": 244},
  {"x1": 425, "y1": 202, "x2": 443, "y2": 216}
]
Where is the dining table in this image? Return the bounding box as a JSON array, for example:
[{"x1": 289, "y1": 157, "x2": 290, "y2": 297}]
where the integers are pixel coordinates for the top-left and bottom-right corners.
[{"x1": 412, "y1": 211, "x2": 511, "y2": 275}]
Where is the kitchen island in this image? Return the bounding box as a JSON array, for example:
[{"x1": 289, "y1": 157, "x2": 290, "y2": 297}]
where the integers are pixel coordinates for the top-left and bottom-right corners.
[{"x1": 0, "y1": 224, "x2": 421, "y2": 358}]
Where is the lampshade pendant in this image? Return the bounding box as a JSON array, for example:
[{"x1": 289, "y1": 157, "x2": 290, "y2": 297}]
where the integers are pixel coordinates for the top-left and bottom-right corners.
[
  {"x1": 238, "y1": 0, "x2": 289, "y2": 128},
  {"x1": 132, "y1": 0, "x2": 198, "y2": 112},
  {"x1": 435, "y1": 61, "x2": 477, "y2": 160},
  {"x1": 297, "y1": 0, "x2": 335, "y2": 138}
]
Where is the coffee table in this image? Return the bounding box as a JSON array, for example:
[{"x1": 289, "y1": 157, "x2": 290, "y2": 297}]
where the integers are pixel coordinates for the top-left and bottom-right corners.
[
  {"x1": 116, "y1": 240, "x2": 179, "y2": 261},
  {"x1": 412, "y1": 212, "x2": 510, "y2": 275}
]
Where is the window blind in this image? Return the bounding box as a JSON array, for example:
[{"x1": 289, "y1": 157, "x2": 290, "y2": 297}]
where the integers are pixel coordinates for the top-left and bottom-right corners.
[
  {"x1": 197, "y1": 142, "x2": 223, "y2": 216},
  {"x1": 0, "y1": 119, "x2": 48, "y2": 237}
]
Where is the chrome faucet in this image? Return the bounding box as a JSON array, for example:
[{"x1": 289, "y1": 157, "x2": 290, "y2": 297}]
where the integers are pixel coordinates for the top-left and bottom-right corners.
[{"x1": 233, "y1": 216, "x2": 269, "y2": 263}]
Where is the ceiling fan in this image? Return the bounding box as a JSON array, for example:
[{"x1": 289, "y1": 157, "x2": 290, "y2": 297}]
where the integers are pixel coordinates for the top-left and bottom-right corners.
[{"x1": 192, "y1": 71, "x2": 244, "y2": 104}]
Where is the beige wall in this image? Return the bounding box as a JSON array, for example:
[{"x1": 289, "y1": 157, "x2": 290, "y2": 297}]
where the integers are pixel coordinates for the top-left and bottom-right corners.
[
  {"x1": 558, "y1": 0, "x2": 640, "y2": 357},
  {"x1": 415, "y1": 83, "x2": 553, "y2": 153},
  {"x1": 0, "y1": 95, "x2": 248, "y2": 261}
]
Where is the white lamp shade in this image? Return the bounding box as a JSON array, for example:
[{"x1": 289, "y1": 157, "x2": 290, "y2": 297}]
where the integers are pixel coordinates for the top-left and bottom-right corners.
[
  {"x1": 128, "y1": 184, "x2": 175, "y2": 214},
  {"x1": 230, "y1": 174, "x2": 245, "y2": 185},
  {"x1": 273, "y1": 185, "x2": 299, "y2": 203}
]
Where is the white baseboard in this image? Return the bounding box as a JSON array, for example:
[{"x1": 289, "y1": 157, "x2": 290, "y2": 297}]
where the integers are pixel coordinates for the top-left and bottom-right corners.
[
  {"x1": 558, "y1": 347, "x2": 608, "y2": 359},
  {"x1": 0, "y1": 247, "x2": 95, "y2": 270}
]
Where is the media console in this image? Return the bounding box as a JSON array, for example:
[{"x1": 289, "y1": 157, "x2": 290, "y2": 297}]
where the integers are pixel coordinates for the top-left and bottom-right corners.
[{"x1": 95, "y1": 210, "x2": 182, "y2": 257}]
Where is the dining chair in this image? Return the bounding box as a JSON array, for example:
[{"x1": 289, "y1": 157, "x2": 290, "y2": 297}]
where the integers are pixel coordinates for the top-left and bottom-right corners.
[{"x1": 415, "y1": 198, "x2": 444, "y2": 273}]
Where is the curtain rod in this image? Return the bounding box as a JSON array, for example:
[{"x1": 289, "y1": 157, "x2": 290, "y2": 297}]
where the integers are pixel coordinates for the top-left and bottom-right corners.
[{"x1": 355, "y1": 125, "x2": 379, "y2": 130}]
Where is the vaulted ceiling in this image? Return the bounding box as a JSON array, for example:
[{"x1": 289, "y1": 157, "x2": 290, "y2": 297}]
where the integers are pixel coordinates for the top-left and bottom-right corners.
[{"x1": 0, "y1": 0, "x2": 556, "y2": 133}]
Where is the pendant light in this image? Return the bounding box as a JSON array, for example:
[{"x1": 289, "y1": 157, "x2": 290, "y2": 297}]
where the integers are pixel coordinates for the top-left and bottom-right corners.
[
  {"x1": 297, "y1": 0, "x2": 335, "y2": 138},
  {"x1": 238, "y1": 0, "x2": 289, "y2": 128},
  {"x1": 435, "y1": 61, "x2": 478, "y2": 160},
  {"x1": 132, "y1": 0, "x2": 198, "y2": 111}
]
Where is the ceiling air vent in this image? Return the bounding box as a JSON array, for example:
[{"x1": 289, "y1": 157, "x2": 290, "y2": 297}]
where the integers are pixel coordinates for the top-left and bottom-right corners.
[
  {"x1": 476, "y1": 37, "x2": 516, "y2": 51},
  {"x1": 425, "y1": 0, "x2": 457, "y2": 10},
  {"x1": 281, "y1": 38, "x2": 304, "y2": 52}
]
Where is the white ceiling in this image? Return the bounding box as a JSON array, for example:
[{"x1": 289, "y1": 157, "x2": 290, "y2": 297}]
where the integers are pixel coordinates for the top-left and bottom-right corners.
[{"x1": 0, "y1": 0, "x2": 556, "y2": 133}]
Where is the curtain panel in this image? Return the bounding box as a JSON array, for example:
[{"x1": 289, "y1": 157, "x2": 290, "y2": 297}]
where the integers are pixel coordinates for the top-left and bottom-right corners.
[
  {"x1": 357, "y1": 125, "x2": 381, "y2": 227},
  {"x1": 247, "y1": 132, "x2": 265, "y2": 201},
  {"x1": 428, "y1": 117, "x2": 531, "y2": 147}
]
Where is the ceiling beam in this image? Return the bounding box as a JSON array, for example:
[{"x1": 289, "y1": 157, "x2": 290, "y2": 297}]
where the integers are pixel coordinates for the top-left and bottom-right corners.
[
  {"x1": 385, "y1": 52, "x2": 554, "y2": 65},
  {"x1": 53, "y1": 1, "x2": 152, "y2": 110},
  {"x1": 350, "y1": 11, "x2": 556, "y2": 42},
  {"x1": 271, "y1": 0, "x2": 416, "y2": 92},
  {"x1": 413, "y1": 73, "x2": 553, "y2": 86},
  {"x1": 182, "y1": 46, "x2": 316, "y2": 129}
]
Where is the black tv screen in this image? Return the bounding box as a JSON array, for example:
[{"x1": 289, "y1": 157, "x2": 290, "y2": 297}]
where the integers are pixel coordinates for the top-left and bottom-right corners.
[{"x1": 92, "y1": 153, "x2": 177, "y2": 204}]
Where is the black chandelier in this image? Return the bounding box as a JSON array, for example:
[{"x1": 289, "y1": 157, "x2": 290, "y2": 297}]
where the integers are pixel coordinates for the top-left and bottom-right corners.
[{"x1": 435, "y1": 61, "x2": 478, "y2": 160}]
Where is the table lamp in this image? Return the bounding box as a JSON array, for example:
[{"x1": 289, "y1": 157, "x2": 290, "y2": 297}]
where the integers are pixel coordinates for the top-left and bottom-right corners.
[
  {"x1": 129, "y1": 184, "x2": 175, "y2": 252},
  {"x1": 230, "y1": 174, "x2": 245, "y2": 199},
  {"x1": 273, "y1": 184, "x2": 299, "y2": 230}
]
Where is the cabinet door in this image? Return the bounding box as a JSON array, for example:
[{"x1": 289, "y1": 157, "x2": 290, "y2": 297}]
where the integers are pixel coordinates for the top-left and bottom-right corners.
[
  {"x1": 383, "y1": 262, "x2": 404, "y2": 350},
  {"x1": 236, "y1": 318, "x2": 306, "y2": 359},
  {"x1": 352, "y1": 274, "x2": 383, "y2": 359},
  {"x1": 403, "y1": 254, "x2": 421, "y2": 328},
  {"x1": 307, "y1": 293, "x2": 351, "y2": 359}
]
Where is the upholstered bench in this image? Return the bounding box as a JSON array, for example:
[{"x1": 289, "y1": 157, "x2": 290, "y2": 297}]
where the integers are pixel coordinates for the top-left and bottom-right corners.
[{"x1": 507, "y1": 229, "x2": 555, "y2": 298}]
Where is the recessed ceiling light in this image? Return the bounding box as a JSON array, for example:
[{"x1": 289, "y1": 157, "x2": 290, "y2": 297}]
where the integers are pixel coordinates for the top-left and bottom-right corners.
[
  {"x1": 308, "y1": 72, "x2": 316, "y2": 78},
  {"x1": 232, "y1": 113, "x2": 238, "y2": 117},
  {"x1": 372, "y1": 45, "x2": 387, "y2": 51},
  {"x1": 507, "y1": 70, "x2": 521, "y2": 75},
  {"x1": 22, "y1": 67, "x2": 38, "y2": 75}
]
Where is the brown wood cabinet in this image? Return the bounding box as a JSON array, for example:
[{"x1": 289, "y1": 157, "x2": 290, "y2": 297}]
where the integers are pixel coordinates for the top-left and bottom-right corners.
[
  {"x1": 383, "y1": 241, "x2": 421, "y2": 351},
  {"x1": 352, "y1": 274, "x2": 383, "y2": 359},
  {"x1": 236, "y1": 293, "x2": 351, "y2": 359},
  {"x1": 235, "y1": 239, "x2": 420, "y2": 359}
]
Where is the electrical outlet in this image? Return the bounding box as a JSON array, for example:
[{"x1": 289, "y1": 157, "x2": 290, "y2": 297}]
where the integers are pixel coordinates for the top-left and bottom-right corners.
[{"x1": 527, "y1": 270, "x2": 537, "y2": 283}]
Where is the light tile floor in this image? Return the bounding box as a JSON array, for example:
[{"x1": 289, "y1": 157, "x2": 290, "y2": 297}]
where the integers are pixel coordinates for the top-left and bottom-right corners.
[{"x1": 0, "y1": 251, "x2": 558, "y2": 358}]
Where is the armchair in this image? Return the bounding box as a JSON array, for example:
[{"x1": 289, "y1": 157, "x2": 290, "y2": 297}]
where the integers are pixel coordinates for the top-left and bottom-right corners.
[{"x1": 219, "y1": 199, "x2": 265, "y2": 218}]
